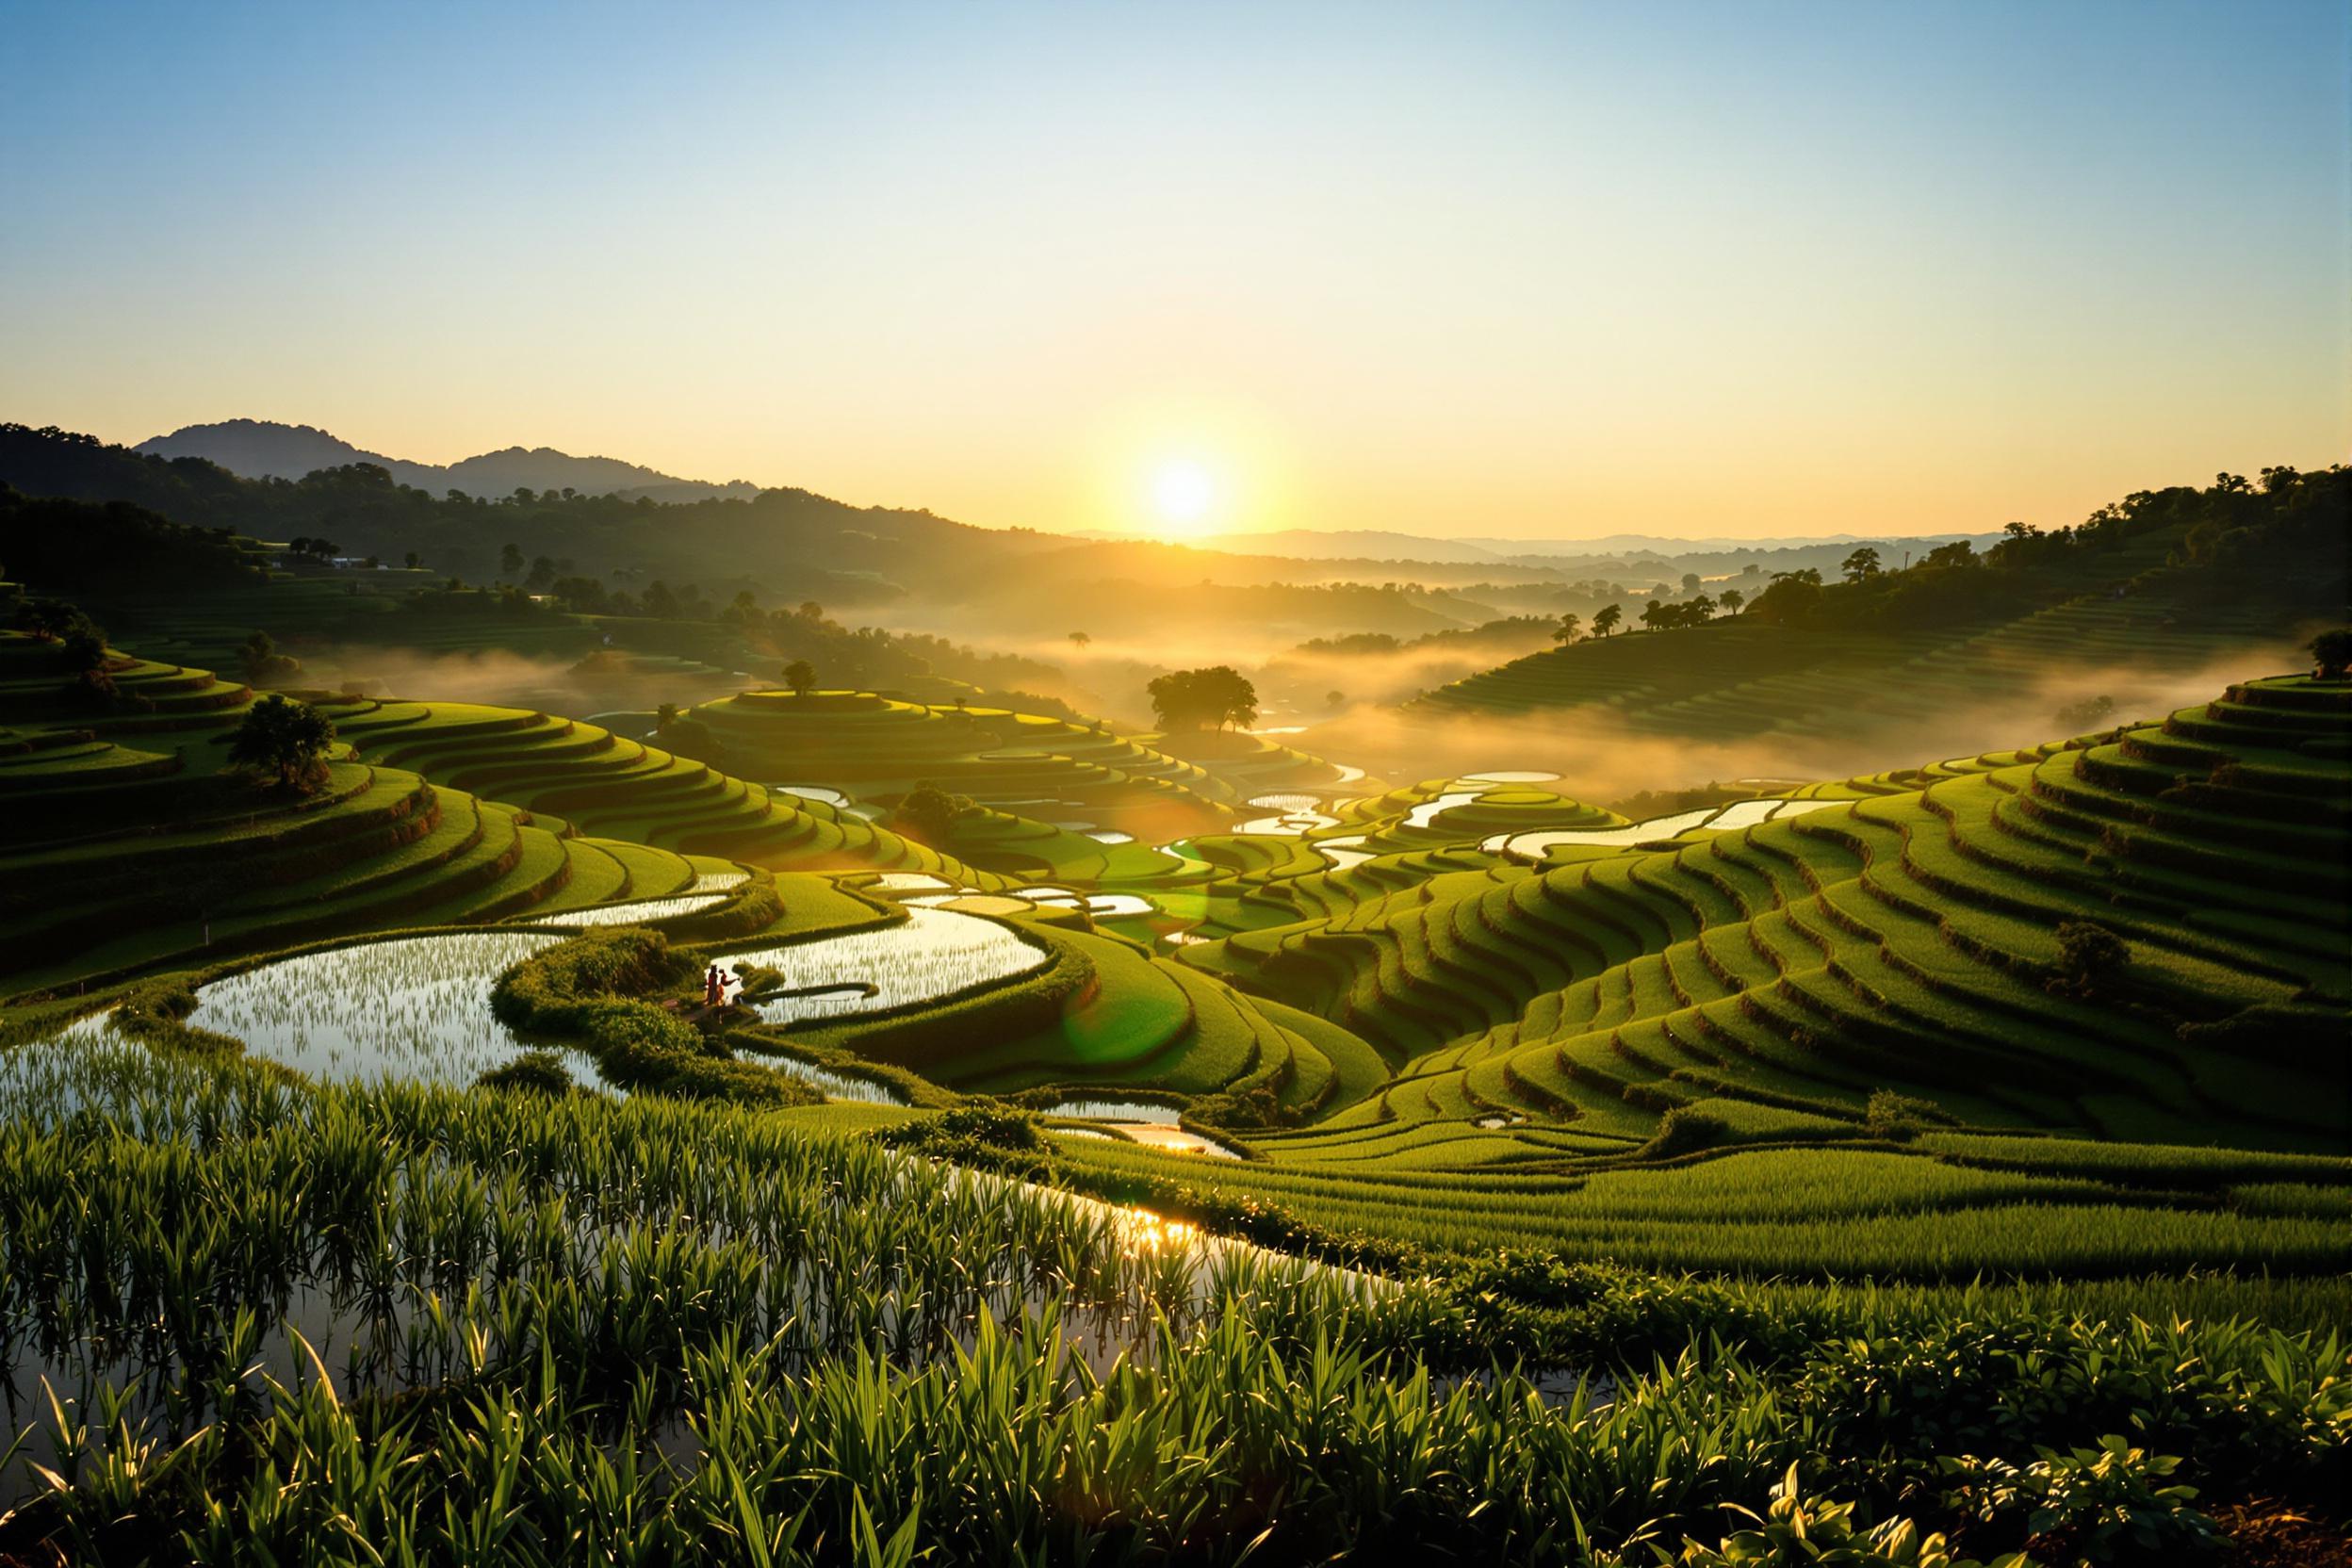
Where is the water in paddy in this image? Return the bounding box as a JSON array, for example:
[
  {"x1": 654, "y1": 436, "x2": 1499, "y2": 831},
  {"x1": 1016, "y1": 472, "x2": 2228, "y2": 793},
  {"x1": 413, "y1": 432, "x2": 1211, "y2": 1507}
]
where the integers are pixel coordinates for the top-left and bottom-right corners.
[
  {"x1": 1483, "y1": 797, "x2": 1841, "y2": 860},
  {"x1": 0, "y1": 1047, "x2": 1372, "y2": 1511},
  {"x1": 182, "y1": 931, "x2": 609, "y2": 1088},
  {"x1": 1047, "y1": 1100, "x2": 1245, "y2": 1159},
  {"x1": 531, "y1": 892, "x2": 728, "y2": 926},
  {"x1": 727, "y1": 907, "x2": 1050, "y2": 1025}
]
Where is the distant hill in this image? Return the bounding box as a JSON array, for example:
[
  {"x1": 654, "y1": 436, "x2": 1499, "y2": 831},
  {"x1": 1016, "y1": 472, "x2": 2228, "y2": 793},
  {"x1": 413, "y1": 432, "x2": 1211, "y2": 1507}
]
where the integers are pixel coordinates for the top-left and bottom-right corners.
[{"x1": 134, "y1": 419, "x2": 760, "y2": 502}]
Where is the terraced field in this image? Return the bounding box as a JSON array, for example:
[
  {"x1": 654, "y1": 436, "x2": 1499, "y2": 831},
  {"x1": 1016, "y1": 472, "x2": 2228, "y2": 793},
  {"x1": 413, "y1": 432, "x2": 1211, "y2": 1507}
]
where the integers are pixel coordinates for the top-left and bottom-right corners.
[
  {"x1": 321, "y1": 696, "x2": 992, "y2": 882},
  {"x1": 681, "y1": 687, "x2": 1247, "y2": 843},
  {"x1": 1179, "y1": 677, "x2": 2349, "y2": 1183},
  {"x1": 7, "y1": 613, "x2": 2346, "y2": 1289},
  {"x1": 0, "y1": 634, "x2": 991, "y2": 996}
]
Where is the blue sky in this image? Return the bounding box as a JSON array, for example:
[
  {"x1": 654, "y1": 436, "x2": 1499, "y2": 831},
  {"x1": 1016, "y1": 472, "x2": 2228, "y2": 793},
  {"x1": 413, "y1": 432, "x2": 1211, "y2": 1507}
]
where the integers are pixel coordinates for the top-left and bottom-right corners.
[{"x1": 2, "y1": 0, "x2": 2343, "y2": 538}]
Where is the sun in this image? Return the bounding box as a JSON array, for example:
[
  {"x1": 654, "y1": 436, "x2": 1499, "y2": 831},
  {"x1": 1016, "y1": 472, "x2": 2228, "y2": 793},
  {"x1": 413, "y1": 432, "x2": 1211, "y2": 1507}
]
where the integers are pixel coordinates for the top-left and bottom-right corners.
[{"x1": 1151, "y1": 459, "x2": 1217, "y2": 536}]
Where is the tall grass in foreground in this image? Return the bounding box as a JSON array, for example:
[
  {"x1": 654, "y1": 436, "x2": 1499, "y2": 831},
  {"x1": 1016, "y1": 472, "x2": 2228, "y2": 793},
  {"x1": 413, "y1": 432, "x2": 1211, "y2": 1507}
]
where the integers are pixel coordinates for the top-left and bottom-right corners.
[{"x1": 0, "y1": 1042, "x2": 2344, "y2": 1564}]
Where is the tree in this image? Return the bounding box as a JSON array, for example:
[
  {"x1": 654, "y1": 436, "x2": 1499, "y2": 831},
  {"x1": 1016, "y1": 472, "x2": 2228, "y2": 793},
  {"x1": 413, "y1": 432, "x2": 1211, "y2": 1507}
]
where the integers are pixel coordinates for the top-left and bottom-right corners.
[
  {"x1": 1718, "y1": 588, "x2": 1744, "y2": 615},
  {"x1": 1068, "y1": 630, "x2": 1091, "y2": 649},
  {"x1": 1680, "y1": 573, "x2": 1702, "y2": 596},
  {"x1": 1592, "y1": 603, "x2": 1623, "y2": 638},
  {"x1": 2053, "y1": 694, "x2": 2115, "y2": 731},
  {"x1": 893, "y1": 782, "x2": 970, "y2": 845},
  {"x1": 1841, "y1": 547, "x2": 1883, "y2": 583},
  {"x1": 2311, "y1": 628, "x2": 2352, "y2": 681},
  {"x1": 2050, "y1": 920, "x2": 2131, "y2": 999},
  {"x1": 1325, "y1": 689, "x2": 1346, "y2": 710},
  {"x1": 403, "y1": 551, "x2": 423, "y2": 570},
  {"x1": 783, "y1": 660, "x2": 816, "y2": 696},
  {"x1": 1552, "y1": 612, "x2": 1581, "y2": 645},
  {"x1": 499, "y1": 542, "x2": 525, "y2": 579},
  {"x1": 12, "y1": 596, "x2": 89, "y2": 642},
  {"x1": 228, "y1": 695, "x2": 336, "y2": 793},
  {"x1": 1639, "y1": 599, "x2": 1667, "y2": 632},
  {"x1": 1147, "y1": 666, "x2": 1258, "y2": 731},
  {"x1": 1919, "y1": 540, "x2": 1975, "y2": 570},
  {"x1": 655, "y1": 703, "x2": 679, "y2": 731},
  {"x1": 526, "y1": 556, "x2": 558, "y2": 591},
  {"x1": 58, "y1": 628, "x2": 107, "y2": 677},
  {"x1": 237, "y1": 630, "x2": 298, "y2": 685}
]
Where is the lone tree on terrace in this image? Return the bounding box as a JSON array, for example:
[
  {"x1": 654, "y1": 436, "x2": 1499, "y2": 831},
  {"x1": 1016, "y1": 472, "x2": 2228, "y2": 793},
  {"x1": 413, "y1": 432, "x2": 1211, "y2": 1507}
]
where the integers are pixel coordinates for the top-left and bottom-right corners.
[
  {"x1": 1552, "y1": 612, "x2": 1581, "y2": 645},
  {"x1": 893, "y1": 782, "x2": 970, "y2": 846},
  {"x1": 2311, "y1": 628, "x2": 2352, "y2": 680},
  {"x1": 1147, "y1": 665, "x2": 1258, "y2": 732},
  {"x1": 229, "y1": 695, "x2": 336, "y2": 794},
  {"x1": 783, "y1": 660, "x2": 816, "y2": 697}
]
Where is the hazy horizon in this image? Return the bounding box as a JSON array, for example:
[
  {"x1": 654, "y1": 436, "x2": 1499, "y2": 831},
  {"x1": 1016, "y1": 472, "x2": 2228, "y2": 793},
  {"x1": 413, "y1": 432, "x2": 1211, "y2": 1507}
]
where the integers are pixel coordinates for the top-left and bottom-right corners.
[{"x1": 5, "y1": 1, "x2": 2344, "y2": 544}]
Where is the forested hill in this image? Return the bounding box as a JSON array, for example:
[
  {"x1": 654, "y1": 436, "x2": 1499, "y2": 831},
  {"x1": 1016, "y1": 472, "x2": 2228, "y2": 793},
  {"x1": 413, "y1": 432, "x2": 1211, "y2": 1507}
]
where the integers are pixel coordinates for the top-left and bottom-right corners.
[
  {"x1": 134, "y1": 418, "x2": 762, "y2": 503},
  {"x1": 0, "y1": 423, "x2": 1061, "y2": 606}
]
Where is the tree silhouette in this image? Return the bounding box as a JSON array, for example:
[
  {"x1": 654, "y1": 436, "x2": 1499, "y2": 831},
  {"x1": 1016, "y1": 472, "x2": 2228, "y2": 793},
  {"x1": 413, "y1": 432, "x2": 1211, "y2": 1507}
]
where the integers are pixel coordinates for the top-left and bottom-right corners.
[
  {"x1": 228, "y1": 695, "x2": 336, "y2": 793},
  {"x1": 1841, "y1": 547, "x2": 1883, "y2": 583},
  {"x1": 783, "y1": 660, "x2": 816, "y2": 696},
  {"x1": 499, "y1": 542, "x2": 525, "y2": 579},
  {"x1": 2311, "y1": 628, "x2": 2352, "y2": 680},
  {"x1": 1592, "y1": 603, "x2": 1623, "y2": 638},
  {"x1": 1552, "y1": 612, "x2": 1581, "y2": 645},
  {"x1": 1148, "y1": 666, "x2": 1258, "y2": 731},
  {"x1": 655, "y1": 703, "x2": 679, "y2": 731},
  {"x1": 1718, "y1": 588, "x2": 1744, "y2": 614}
]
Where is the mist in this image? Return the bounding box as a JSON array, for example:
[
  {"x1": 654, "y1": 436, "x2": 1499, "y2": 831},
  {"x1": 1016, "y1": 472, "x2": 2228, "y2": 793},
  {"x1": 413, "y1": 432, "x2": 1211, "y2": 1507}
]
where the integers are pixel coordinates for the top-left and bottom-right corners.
[
  {"x1": 1296, "y1": 645, "x2": 2295, "y2": 806},
  {"x1": 296, "y1": 645, "x2": 743, "y2": 725}
]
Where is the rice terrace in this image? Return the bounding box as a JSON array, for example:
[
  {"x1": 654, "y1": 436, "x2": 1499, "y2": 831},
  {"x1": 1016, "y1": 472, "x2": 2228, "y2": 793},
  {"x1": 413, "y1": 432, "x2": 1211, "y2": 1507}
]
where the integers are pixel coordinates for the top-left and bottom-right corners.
[{"x1": 2, "y1": 4, "x2": 2349, "y2": 1564}]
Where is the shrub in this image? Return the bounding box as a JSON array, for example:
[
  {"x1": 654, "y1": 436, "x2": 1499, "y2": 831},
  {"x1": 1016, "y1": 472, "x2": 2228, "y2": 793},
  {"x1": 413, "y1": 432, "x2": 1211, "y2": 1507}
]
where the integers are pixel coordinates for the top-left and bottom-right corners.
[
  {"x1": 492, "y1": 929, "x2": 811, "y2": 1105},
  {"x1": 2047, "y1": 921, "x2": 2130, "y2": 999},
  {"x1": 1637, "y1": 1107, "x2": 1731, "y2": 1160},
  {"x1": 871, "y1": 1105, "x2": 1055, "y2": 1182},
  {"x1": 1867, "y1": 1090, "x2": 1952, "y2": 1141},
  {"x1": 477, "y1": 1051, "x2": 575, "y2": 1096},
  {"x1": 1675, "y1": 1468, "x2": 2017, "y2": 1566},
  {"x1": 1939, "y1": 1438, "x2": 2220, "y2": 1564}
]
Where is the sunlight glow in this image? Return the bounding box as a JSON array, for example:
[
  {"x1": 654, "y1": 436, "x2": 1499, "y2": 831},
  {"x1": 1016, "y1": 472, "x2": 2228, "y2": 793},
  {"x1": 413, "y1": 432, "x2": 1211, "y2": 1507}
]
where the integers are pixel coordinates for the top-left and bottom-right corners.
[{"x1": 1152, "y1": 460, "x2": 1217, "y2": 536}]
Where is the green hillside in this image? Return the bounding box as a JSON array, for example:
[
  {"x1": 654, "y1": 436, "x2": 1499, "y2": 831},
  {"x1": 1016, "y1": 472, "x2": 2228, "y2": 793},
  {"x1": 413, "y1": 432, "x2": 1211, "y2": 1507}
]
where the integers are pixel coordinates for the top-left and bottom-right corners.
[
  {"x1": 1405, "y1": 471, "x2": 2344, "y2": 747},
  {"x1": 1179, "y1": 677, "x2": 2349, "y2": 1178}
]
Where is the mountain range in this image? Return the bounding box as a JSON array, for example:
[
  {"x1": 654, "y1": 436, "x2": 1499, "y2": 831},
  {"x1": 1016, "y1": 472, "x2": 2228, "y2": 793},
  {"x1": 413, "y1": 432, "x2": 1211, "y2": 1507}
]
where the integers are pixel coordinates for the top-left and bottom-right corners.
[{"x1": 134, "y1": 419, "x2": 760, "y2": 503}]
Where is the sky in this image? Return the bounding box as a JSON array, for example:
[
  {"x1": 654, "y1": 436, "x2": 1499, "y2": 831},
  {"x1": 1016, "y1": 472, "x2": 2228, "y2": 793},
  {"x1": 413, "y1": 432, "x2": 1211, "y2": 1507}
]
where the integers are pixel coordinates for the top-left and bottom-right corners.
[{"x1": 2, "y1": 0, "x2": 2344, "y2": 542}]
